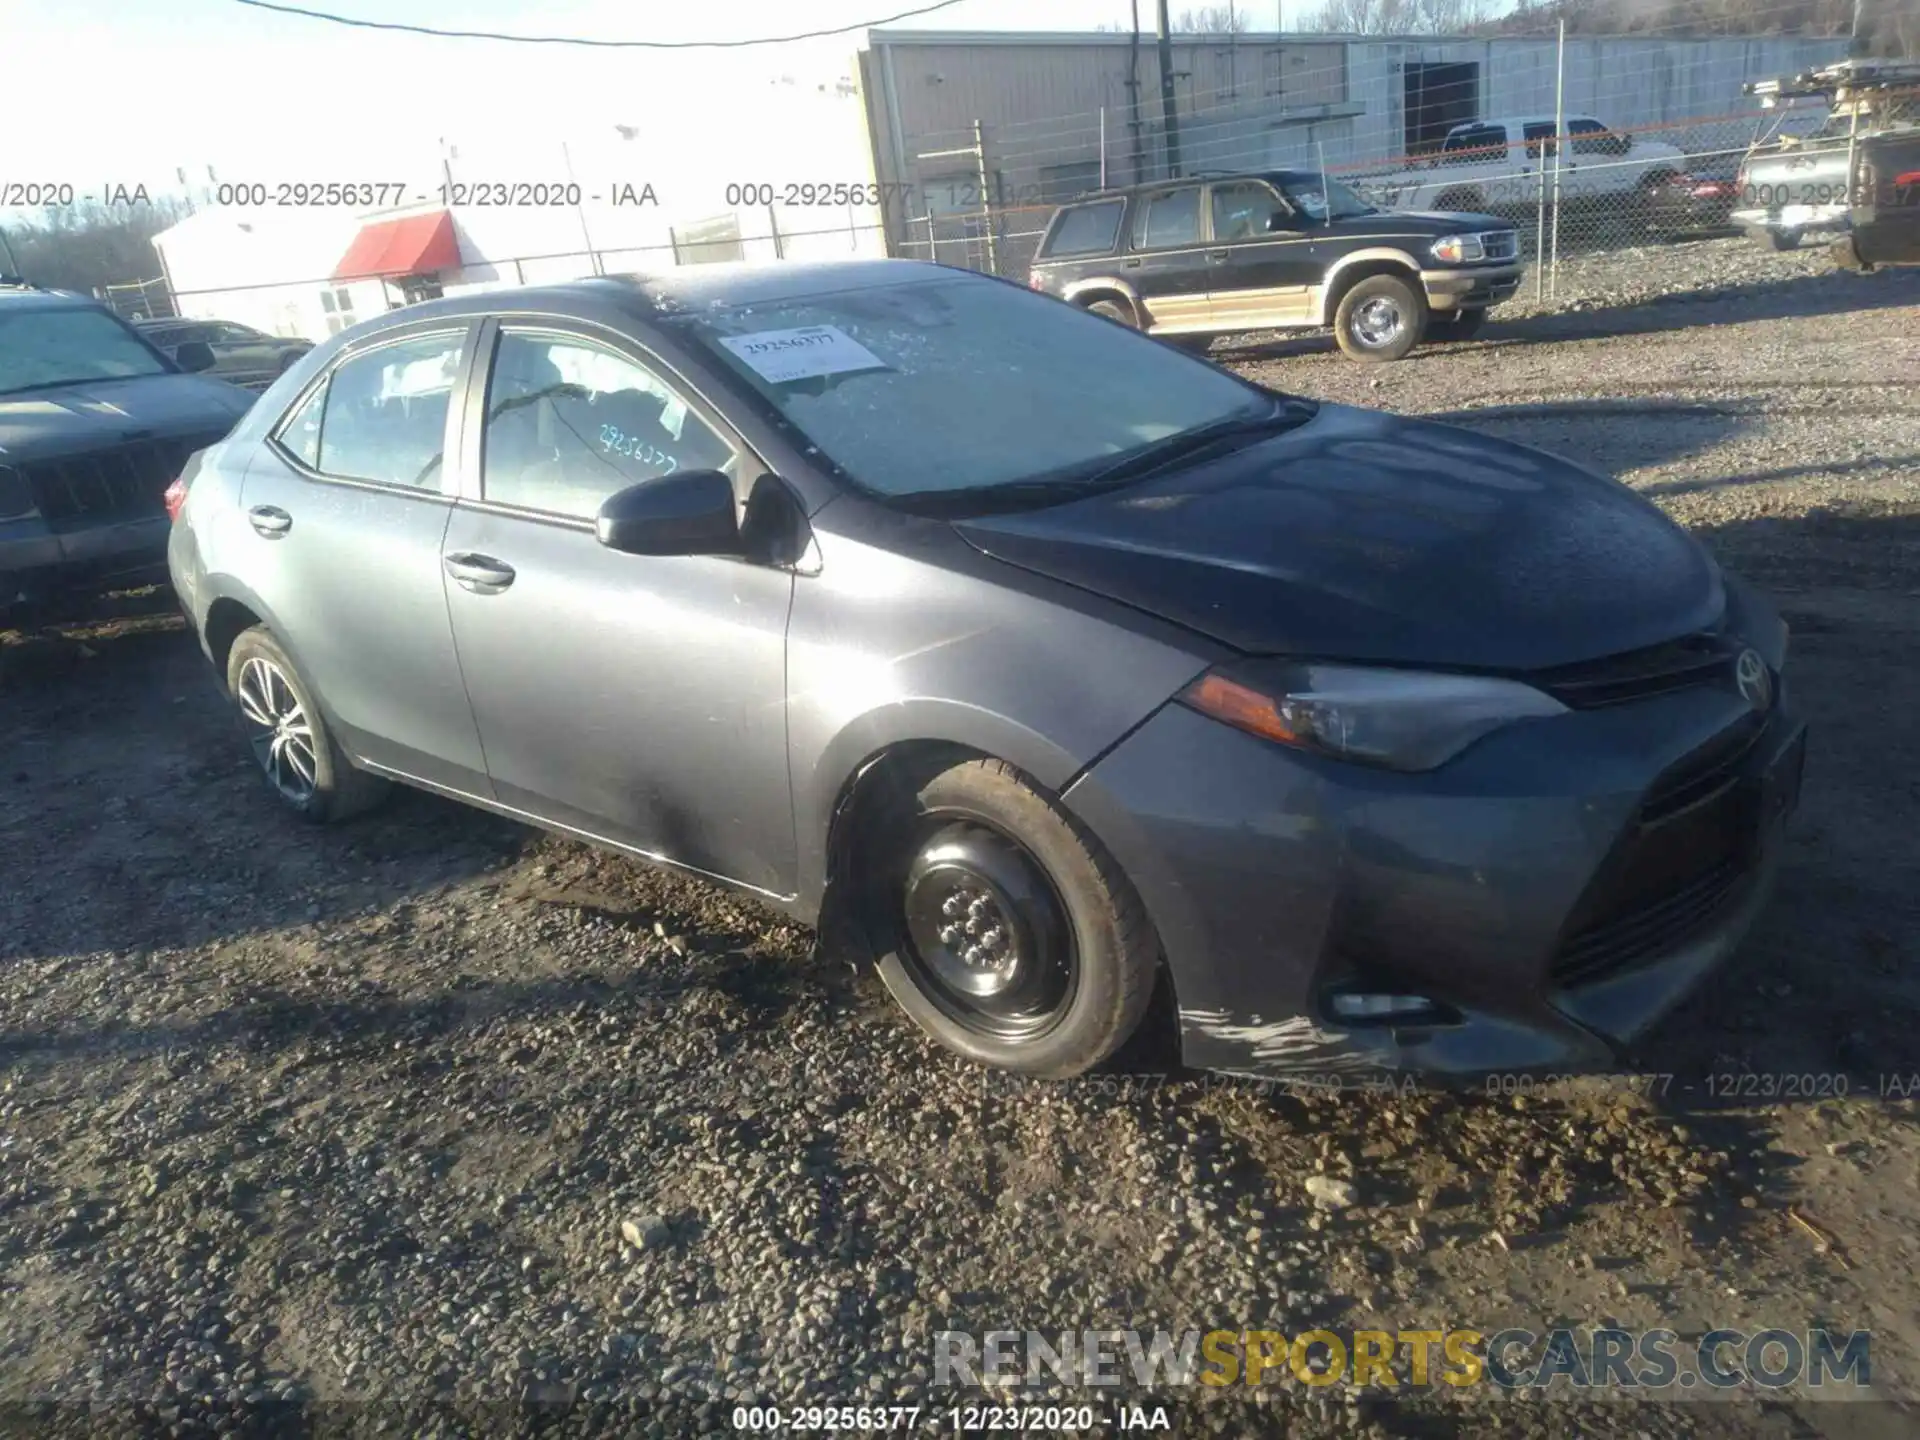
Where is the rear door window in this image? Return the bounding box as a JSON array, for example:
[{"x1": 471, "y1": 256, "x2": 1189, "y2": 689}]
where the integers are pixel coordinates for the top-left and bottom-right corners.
[
  {"x1": 305, "y1": 331, "x2": 465, "y2": 490},
  {"x1": 1043, "y1": 200, "x2": 1125, "y2": 258},
  {"x1": 1130, "y1": 187, "x2": 1203, "y2": 250}
]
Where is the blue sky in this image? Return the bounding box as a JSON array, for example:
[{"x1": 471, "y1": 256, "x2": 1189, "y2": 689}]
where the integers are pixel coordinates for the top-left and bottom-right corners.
[{"x1": 7, "y1": 0, "x2": 1180, "y2": 194}]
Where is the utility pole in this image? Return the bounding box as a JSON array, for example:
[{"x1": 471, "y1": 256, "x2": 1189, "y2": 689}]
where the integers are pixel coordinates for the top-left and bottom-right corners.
[
  {"x1": 1128, "y1": 0, "x2": 1147, "y2": 184},
  {"x1": 1157, "y1": 0, "x2": 1182, "y2": 177}
]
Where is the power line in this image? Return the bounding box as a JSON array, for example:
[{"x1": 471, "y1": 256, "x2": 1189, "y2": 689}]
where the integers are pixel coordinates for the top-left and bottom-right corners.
[{"x1": 227, "y1": 0, "x2": 977, "y2": 48}]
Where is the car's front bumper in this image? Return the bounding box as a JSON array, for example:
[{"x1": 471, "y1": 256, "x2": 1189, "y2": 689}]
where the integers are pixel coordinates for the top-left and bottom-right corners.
[
  {"x1": 1063, "y1": 669, "x2": 1805, "y2": 1083},
  {"x1": 1, "y1": 514, "x2": 171, "y2": 616},
  {"x1": 1421, "y1": 264, "x2": 1524, "y2": 312}
]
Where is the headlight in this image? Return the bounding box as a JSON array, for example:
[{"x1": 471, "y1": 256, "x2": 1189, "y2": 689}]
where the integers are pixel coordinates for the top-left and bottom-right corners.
[
  {"x1": 1431, "y1": 233, "x2": 1490, "y2": 263},
  {"x1": 1180, "y1": 664, "x2": 1567, "y2": 772}
]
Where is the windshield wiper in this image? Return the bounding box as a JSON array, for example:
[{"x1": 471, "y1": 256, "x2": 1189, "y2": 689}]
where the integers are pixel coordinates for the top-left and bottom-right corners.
[
  {"x1": 1071, "y1": 400, "x2": 1315, "y2": 490},
  {"x1": 889, "y1": 399, "x2": 1315, "y2": 517}
]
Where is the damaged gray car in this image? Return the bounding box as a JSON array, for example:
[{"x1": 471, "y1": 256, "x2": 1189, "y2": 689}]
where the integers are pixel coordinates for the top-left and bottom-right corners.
[{"x1": 167, "y1": 259, "x2": 1807, "y2": 1081}]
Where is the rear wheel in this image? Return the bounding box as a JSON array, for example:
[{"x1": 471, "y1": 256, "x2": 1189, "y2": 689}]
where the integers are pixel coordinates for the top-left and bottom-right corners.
[
  {"x1": 861, "y1": 758, "x2": 1159, "y2": 1077},
  {"x1": 1085, "y1": 297, "x2": 1140, "y2": 329},
  {"x1": 1427, "y1": 307, "x2": 1488, "y2": 342},
  {"x1": 1750, "y1": 225, "x2": 1802, "y2": 252},
  {"x1": 225, "y1": 626, "x2": 388, "y2": 823},
  {"x1": 1333, "y1": 273, "x2": 1427, "y2": 362}
]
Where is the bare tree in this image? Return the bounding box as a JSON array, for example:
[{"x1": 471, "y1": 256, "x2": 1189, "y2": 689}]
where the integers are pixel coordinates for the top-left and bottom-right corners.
[
  {"x1": 1175, "y1": 5, "x2": 1253, "y2": 31},
  {"x1": 5, "y1": 199, "x2": 190, "y2": 295},
  {"x1": 1296, "y1": 0, "x2": 1494, "y2": 32}
]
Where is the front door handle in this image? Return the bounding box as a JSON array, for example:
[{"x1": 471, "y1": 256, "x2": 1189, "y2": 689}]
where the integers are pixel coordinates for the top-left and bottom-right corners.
[
  {"x1": 247, "y1": 505, "x2": 291, "y2": 538},
  {"x1": 1206, "y1": 249, "x2": 1230, "y2": 261},
  {"x1": 444, "y1": 552, "x2": 516, "y2": 594},
  {"x1": 1121, "y1": 258, "x2": 1142, "y2": 269}
]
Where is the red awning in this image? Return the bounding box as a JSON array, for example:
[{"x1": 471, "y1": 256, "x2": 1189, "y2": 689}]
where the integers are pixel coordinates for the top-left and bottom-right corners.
[{"x1": 332, "y1": 211, "x2": 461, "y2": 281}]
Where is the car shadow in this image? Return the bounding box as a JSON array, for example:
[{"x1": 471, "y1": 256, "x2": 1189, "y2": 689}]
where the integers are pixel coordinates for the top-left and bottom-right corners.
[{"x1": 1210, "y1": 262, "x2": 1920, "y2": 362}]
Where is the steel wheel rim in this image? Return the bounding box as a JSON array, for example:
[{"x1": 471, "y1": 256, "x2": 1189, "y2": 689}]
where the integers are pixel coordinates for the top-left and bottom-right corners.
[
  {"x1": 1352, "y1": 297, "x2": 1403, "y2": 347},
  {"x1": 236, "y1": 656, "x2": 318, "y2": 805},
  {"x1": 899, "y1": 820, "x2": 1077, "y2": 1041}
]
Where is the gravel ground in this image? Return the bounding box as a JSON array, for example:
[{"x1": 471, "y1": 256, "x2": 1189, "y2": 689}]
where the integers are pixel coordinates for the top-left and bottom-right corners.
[{"x1": 3, "y1": 245, "x2": 1919, "y2": 1438}]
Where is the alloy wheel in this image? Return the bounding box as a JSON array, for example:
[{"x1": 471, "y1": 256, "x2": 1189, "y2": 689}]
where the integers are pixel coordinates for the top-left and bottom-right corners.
[
  {"x1": 899, "y1": 821, "x2": 1078, "y2": 1041},
  {"x1": 1352, "y1": 297, "x2": 1404, "y2": 348},
  {"x1": 235, "y1": 655, "x2": 318, "y2": 805}
]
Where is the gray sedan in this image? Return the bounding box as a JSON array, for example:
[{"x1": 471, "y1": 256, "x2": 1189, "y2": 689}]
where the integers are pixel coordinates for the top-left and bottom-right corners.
[{"x1": 165, "y1": 259, "x2": 1806, "y2": 1081}]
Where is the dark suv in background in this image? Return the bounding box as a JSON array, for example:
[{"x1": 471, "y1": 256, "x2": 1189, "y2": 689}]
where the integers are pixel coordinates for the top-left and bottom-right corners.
[
  {"x1": 1027, "y1": 170, "x2": 1523, "y2": 362},
  {"x1": 134, "y1": 316, "x2": 314, "y2": 391},
  {"x1": 1, "y1": 279, "x2": 254, "y2": 622}
]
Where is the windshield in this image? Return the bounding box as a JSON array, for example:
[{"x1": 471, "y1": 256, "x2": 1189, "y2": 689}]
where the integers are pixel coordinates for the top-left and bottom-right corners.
[
  {"x1": 670, "y1": 276, "x2": 1285, "y2": 502},
  {"x1": 0, "y1": 306, "x2": 171, "y2": 395},
  {"x1": 1278, "y1": 175, "x2": 1376, "y2": 221}
]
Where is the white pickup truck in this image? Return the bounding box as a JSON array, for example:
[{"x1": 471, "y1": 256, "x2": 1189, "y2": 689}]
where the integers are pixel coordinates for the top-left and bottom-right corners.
[{"x1": 1354, "y1": 116, "x2": 1689, "y2": 218}]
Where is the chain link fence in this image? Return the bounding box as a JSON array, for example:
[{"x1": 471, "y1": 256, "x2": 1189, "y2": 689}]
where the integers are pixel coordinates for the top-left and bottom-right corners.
[{"x1": 884, "y1": 102, "x2": 1876, "y2": 307}]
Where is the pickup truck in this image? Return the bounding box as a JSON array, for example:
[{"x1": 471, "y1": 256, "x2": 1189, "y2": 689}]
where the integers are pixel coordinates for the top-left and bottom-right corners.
[
  {"x1": 1735, "y1": 59, "x2": 1920, "y2": 252},
  {"x1": 1354, "y1": 116, "x2": 1688, "y2": 220}
]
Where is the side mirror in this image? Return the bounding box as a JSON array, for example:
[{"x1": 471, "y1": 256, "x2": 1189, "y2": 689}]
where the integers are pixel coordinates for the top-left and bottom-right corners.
[
  {"x1": 596, "y1": 469, "x2": 740, "y2": 557},
  {"x1": 173, "y1": 340, "x2": 216, "y2": 373}
]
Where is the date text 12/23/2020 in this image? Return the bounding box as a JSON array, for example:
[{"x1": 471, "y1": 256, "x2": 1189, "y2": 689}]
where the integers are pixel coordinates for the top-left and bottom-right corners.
[{"x1": 726, "y1": 1405, "x2": 1171, "y2": 1432}]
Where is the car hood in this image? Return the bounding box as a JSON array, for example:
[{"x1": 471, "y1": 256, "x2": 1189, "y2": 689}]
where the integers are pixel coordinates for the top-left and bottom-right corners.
[
  {"x1": 951, "y1": 402, "x2": 1723, "y2": 671},
  {"x1": 0, "y1": 374, "x2": 255, "y2": 463}
]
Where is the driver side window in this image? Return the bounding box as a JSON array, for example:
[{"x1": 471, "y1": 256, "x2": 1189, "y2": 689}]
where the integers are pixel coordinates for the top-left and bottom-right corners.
[
  {"x1": 481, "y1": 330, "x2": 734, "y2": 519},
  {"x1": 1209, "y1": 182, "x2": 1290, "y2": 241}
]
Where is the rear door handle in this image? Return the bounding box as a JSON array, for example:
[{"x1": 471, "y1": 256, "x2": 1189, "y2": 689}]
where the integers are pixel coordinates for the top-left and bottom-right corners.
[
  {"x1": 1121, "y1": 258, "x2": 1142, "y2": 269},
  {"x1": 444, "y1": 552, "x2": 516, "y2": 594},
  {"x1": 247, "y1": 505, "x2": 291, "y2": 538},
  {"x1": 1206, "y1": 249, "x2": 1230, "y2": 261}
]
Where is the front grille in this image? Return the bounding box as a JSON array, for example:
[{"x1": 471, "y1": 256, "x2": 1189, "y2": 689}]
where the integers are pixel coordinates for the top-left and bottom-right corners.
[
  {"x1": 1641, "y1": 713, "x2": 1766, "y2": 823},
  {"x1": 1550, "y1": 714, "x2": 1770, "y2": 987},
  {"x1": 1481, "y1": 230, "x2": 1519, "y2": 261},
  {"x1": 1531, "y1": 632, "x2": 1734, "y2": 709},
  {"x1": 1553, "y1": 858, "x2": 1749, "y2": 987},
  {"x1": 22, "y1": 435, "x2": 222, "y2": 523}
]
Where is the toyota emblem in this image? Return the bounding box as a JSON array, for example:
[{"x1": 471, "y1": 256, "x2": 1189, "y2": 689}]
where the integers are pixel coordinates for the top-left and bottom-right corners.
[{"x1": 1734, "y1": 648, "x2": 1772, "y2": 711}]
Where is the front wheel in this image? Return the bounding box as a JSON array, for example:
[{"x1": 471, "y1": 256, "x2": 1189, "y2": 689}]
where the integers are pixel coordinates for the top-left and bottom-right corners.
[
  {"x1": 1333, "y1": 274, "x2": 1427, "y2": 362},
  {"x1": 225, "y1": 626, "x2": 388, "y2": 823},
  {"x1": 864, "y1": 758, "x2": 1159, "y2": 1076}
]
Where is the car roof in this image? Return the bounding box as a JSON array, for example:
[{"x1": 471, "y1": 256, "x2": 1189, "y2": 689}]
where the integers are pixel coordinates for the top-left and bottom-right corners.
[
  {"x1": 1050, "y1": 170, "x2": 1327, "y2": 206},
  {"x1": 1455, "y1": 116, "x2": 1602, "y2": 132},
  {"x1": 350, "y1": 258, "x2": 976, "y2": 332}
]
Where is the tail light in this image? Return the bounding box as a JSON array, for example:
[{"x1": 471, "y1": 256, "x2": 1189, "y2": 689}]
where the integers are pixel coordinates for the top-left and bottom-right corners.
[
  {"x1": 1027, "y1": 272, "x2": 1044, "y2": 290},
  {"x1": 164, "y1": 449, "x2": 206, "y2": 523}
]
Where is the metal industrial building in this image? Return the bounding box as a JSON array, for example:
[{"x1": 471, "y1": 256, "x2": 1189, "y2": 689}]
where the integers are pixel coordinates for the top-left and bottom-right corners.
[{"x1": 856, "y1": 28, "x2": 1850, "y2": 265}]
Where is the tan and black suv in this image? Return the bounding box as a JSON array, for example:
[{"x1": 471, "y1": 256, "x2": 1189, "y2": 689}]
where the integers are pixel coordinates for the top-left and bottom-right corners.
[{"x1": 1027, "y1": 169, "x2": 1523, "y2": 361}]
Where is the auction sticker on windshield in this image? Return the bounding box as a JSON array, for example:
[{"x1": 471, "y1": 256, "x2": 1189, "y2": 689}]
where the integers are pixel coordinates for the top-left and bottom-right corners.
[{"x1": 718, "y1": 326, "x2": 890, "y2": 384}]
